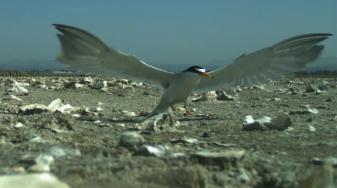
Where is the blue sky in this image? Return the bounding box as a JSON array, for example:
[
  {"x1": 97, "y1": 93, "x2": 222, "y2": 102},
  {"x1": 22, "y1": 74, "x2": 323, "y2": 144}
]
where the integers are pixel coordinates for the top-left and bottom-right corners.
[{"x1": 0, "y1": 0, "x2": 336, "y2": 66}]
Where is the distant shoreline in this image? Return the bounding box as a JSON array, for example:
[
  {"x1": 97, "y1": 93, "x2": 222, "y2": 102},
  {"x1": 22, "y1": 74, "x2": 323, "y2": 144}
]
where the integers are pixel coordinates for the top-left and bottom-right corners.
[{"x1": 0, "y1": 69, "x2": 336, "y2": 78}]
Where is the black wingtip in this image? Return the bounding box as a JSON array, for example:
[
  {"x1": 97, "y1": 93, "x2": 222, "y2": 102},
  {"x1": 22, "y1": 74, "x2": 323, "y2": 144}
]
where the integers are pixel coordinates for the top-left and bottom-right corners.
[
  {"x1": 52, "y1": 24, "x2": 68, "y2": 33},
  {"x1": 52, "y1": 24, "x2": 81, "y2": 33}
]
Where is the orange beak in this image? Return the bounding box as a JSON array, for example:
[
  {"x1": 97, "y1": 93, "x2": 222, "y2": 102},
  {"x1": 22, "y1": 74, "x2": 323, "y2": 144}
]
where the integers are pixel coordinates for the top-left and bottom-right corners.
[{"x1": 200, "y1": 72, "x2": 213, "y2": 79}]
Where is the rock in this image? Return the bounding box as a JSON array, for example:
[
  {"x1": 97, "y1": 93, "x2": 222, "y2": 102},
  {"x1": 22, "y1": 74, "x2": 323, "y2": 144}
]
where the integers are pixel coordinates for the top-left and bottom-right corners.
[
  {"x1": 5, "y1": 79, "x2": 29, "y2": 96},
  {"x1": 3, "y1": 94, "x2": 23, "y2": 102},
  {"x1": 233, "y1": 85, "x2": 243, "y2": 93},
  {"x1": 97, "y1": 102, "x2": 104, "y2": 106},
  {"x1": 80, "y1": 77, "x2": 94, "y2": 84},
  {"x1": 306, "y1": 107, "x2": 319, "y2": 114},
  {"x1": 317, "y1": 84, "x2": 329, "y2": 91},
  {"x1": 72, "y1": 113, "x2": 81, "y2": 118},
  {"x1": 122, "y1": 110, "x2": 136, "y2": 117},
  {"x1": 48, "y1": 98, "x2": 77, "y2": 114},
  {"x1": 308, "y1": 125, "x2": 316, "y2": 132},
  {"x1": 333, "y1": 115, "x2": 337, "y2": 122},
  {"x1": 170, "y1": 152, "x2": 188, "y2": 159},
  {"x1": 30, "y1": 135, "x2": 47, "y2": 143},
  {"x1": 56, "y1": 104, "x2": 77, "y2": 114},
  {"x1": 243, "y1": 113, "x2": 291, "y2": 131},
  {"x1": 216, "y1": 90, "x2": 236, "y2": 101},
  {"x1": 90, "y1": 80, "x2": 108, "y2": 91},
  {"x1": 192, "y1": 91, "x2": 217, "y2": 102},
  {"x1": 64, "y1": 81, "x2": 83, "y2": 89},
  {"x1": 94, "y1": 106, "x2": 104, "y2": 112},
  {"x1": 48, "y1": 146, "x2": 81, "y2": 157},
  {"x1": 22, "y1": 154, "x2": 54, "y2": 173},
  {"x1": 290, "y1": 105, "x2": 319, "y2": 115},
  {"x1": 137, "y1": 145, "x2": 166, "y2": 157},
  {"x1": 237, "y1": 168, "x2": 251, "y2": 183},
  {"x1": 48, "y1": 98, "x2": 64, "y2": 111},
  {"x1": 170, "y1": 137, "x2": 199, "y2": 144},
  {"x1": 10, "y1": 85, "x2": 29, "y2": 96},
  {"x1": 191, "y1": 150, "x2": 245, "y2": 166},
  {"x1": 13, "y1": 122, "x2": 24, "y2": 129},
  {"x1": 251, "y1": 84, "x2": 266, "y2": 90},
  {"x1": 287, "y1": 87, "x2": 301, "y2": 95},
  {"x1": 266, "y1": 113, "x2": 292, "y2": 130},
  {"x1": 306, "y1": 84, "x2": 317, "y2": 93},
  {"x1": 19, "y1": 104, "x2": 50, "y2": 114},
  {"x1": 242, "y1": 115, "x2": 269, "y2": 131},
  {"x1": 0, "y1": 173, "x2": 70, "y2": 188},
  {"x1": 119, "y1": 132, "x2": 146, "y2": 149}
]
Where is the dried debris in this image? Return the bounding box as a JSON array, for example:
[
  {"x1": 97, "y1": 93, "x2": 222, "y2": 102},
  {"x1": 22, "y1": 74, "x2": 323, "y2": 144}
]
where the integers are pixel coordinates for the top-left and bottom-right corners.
[
  {"x1": 191, "y1": 150, "x2": 246, "y2": 166},
  {"x1": 290, "y1": 105, "x2": 319, "y2": 115},
  {"x1": 192, "y1": 90, "x2": 237, "y2": 102},
  {"x1": 242, "y1": 113, "x2": 292, "y2": 131}
]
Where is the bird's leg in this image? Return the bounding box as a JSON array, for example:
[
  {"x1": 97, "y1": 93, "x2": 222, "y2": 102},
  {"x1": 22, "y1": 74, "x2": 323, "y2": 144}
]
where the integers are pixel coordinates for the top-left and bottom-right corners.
[
  {"x1": 171, "y1": 105, "x2": 176, "y2": 111},
  {"x1": 183, "y1": 101, "x2": 192, "y2": 116},
  {"x1": 168, "y1": 106, "x2": 177, "y2": 126}
]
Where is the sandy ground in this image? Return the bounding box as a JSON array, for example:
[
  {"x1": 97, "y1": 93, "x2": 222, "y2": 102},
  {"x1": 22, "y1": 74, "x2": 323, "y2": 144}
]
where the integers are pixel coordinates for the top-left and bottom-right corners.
[{"x1": 0, "y1": 73, "x2": 336, "y2": 188}]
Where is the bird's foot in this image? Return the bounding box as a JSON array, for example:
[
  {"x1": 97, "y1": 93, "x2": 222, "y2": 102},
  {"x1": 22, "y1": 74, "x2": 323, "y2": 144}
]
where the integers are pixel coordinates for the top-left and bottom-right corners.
[
  {"x1": 139, "y1": 111, "x2": 150, "y2": 117},
  {"x1": 183, "y1": 108, "x2": 193, "y2": 116}
]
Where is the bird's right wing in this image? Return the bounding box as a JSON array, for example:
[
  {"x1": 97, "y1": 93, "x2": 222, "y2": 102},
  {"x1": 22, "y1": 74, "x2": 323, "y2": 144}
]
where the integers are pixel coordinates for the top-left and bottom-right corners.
[
  {"x1": 196, "y1": 33, "x2": 332, "y2": 92},
  {"x1": 53, "y1": 24, "x2": 174, "y2": 88}
]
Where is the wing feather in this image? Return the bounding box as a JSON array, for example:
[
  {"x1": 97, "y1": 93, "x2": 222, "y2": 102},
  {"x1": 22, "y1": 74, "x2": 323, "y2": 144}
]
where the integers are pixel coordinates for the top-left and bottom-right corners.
[
  {"x1": 53, "y1": 24, "x2": 174, "y2": 88},
  {"x1": 196, "y1": 33, "x2": 332, "y2": 91}
]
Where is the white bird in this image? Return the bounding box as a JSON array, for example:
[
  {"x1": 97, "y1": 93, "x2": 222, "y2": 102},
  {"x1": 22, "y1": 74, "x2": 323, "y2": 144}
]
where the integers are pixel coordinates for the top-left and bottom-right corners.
[{"x1": 53, "y1": 24, "x2": 331, "y2": 121}]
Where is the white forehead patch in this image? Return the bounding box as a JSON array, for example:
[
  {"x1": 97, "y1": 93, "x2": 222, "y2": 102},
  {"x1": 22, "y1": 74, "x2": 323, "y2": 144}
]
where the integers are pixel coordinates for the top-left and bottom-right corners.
[{"x1": 196, "y1": 68, "x2": 206, "y2": 73}]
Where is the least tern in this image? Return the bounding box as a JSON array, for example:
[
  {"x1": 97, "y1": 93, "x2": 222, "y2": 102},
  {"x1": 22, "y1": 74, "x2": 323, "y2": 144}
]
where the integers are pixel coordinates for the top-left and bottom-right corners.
[{"x1": 53, "y1": 24, "x2": 331, "y2": 120}]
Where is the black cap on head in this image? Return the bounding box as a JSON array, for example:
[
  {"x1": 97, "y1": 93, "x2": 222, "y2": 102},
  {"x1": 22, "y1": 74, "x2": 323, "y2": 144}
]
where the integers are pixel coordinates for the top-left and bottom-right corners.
[{"x1": 183, "y1": 66, "x2": 207, "y2": 73}]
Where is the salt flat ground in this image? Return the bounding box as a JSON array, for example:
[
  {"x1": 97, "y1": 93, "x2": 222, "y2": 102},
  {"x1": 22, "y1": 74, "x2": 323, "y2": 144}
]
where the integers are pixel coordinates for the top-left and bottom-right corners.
[{"x1": 0, "y1": 73, "x2": 336, "y2": 188}]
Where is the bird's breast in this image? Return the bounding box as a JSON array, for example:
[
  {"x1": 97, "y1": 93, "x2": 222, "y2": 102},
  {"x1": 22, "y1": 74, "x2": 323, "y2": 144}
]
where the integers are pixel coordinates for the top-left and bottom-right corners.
[{"x1": 167, "y1": 73, "x2": 201, "y2": 104}]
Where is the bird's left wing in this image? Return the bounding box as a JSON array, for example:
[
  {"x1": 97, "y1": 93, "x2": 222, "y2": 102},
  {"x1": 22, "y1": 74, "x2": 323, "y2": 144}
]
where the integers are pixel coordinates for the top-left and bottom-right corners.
[
  {"x1": 196, "y1": 33, "x2": 332, "y2": 92},
  {"x1": 54, "y1": 24, "x2": 174, "y2": 88}
]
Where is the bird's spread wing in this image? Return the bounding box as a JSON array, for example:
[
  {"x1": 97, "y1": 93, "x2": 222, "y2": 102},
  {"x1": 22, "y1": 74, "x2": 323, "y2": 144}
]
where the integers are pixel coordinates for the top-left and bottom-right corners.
[
  {"x1": 196, "y1": 33, "x2": 332, "y2": 92},
  {"x1": 53, "y1": 24, "x2": 174, "y2": 88}
]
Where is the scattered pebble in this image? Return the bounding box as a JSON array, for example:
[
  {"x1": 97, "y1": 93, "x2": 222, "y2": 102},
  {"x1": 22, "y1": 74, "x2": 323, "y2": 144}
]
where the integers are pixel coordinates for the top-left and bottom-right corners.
[
  {"x1": 122, "y1": 110, "x2": 137, "y2": 117},
  {"x1": 90, "y1": 80, "x2": 108, "y2": 91},
  {"x1": 216, "y1": 91, "x2": 236, "y2": 101},
  {"x1": 308, "y1": 125, "x2": 316, "y2": 132},
  {"x1": 170, "y1": 137, "x2": 199, "y2": 144},
  {"x1": 13, "y1": 122, "x2": 24, "y2": 129},
  {"x1": 119, "y1": 132, "x2": 146, "y2": 149},
  {"x1": 136, "y1": 145, "x2": 166, "y2": 157},
  {"x1": 48, "y1": 146, "x2": 81, "y2": 157}
]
